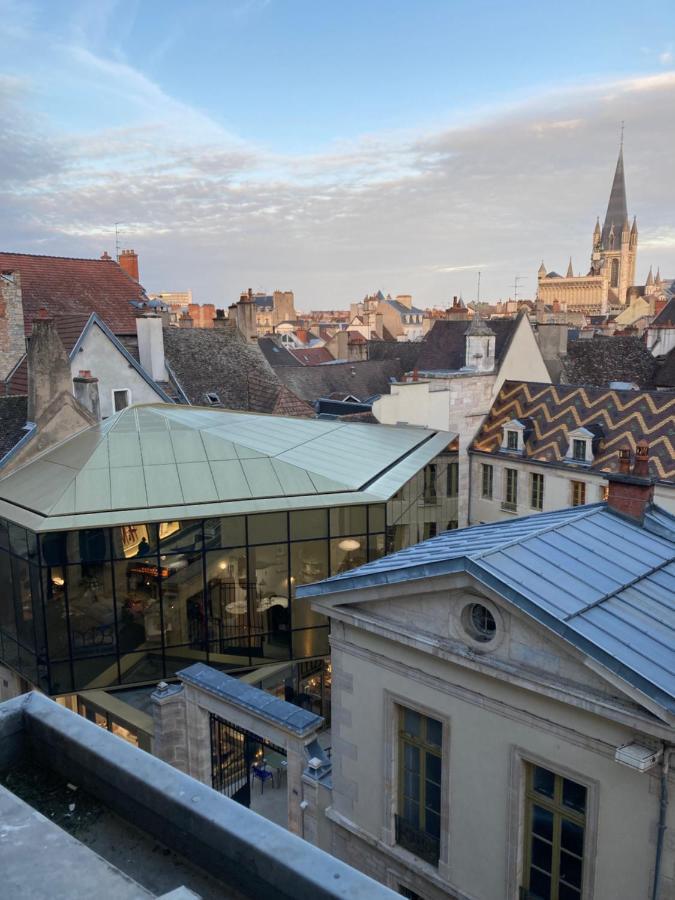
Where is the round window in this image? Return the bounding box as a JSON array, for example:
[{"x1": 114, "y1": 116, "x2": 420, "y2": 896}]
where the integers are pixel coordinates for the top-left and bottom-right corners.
[{"x1": 466, "y1": 603, "x2": 496, "y2": 643}]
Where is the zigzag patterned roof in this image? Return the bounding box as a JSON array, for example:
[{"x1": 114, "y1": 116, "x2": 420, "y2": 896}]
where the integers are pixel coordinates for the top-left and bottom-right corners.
[{"x1": 471, "y1": 381, "x2": 675, "y2": 481}]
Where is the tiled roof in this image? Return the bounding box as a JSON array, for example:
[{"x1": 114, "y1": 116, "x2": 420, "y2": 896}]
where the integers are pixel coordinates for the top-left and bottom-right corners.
[
  {"x1": 0, "y1": 252, "x2": 147, "y2": 335},
  {"x1": 0, "y1": 396, "x2": 29, "y2": 460},
  {"x1": 3, "y1": 313, "x2": 91, "y2": 396},
  {"x1": 274, "y1": 359, "x2": 401, "y2": 404},
  {"x1": 298, "y1": 503, "x2": 675, "y2": 714},
  {"x1": 287, "y1": 347, "x2": 334, "y2": 365},
  {"x1": 471, "y1": 380, "x2": 675, "y2": 481},
  {"x1": 652, "y1": 298, "x2": 675, "y2": 328},
  {"x1": 655, "y1": 348, "x2": 675, "y2": 389},
  {"x1": 163, "y1": 327, "x2": 314, "y2": 417},
  {"x1": 415, "y1": 316, "x2": 519, "y2": 371},
  {"x1": 562, "y1": 336, "x2": 657, "y2": 389}
]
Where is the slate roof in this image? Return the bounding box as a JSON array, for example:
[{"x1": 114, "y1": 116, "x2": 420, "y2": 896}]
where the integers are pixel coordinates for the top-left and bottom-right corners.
[
  {"x1": 366, "y1": 340, "x2": 422, "y2": 373},
  {"x1": 178, "y1": 663, "x2": 323, "y2": 735},
  {"x1": 273, "y1": 359, "x2": 401, "y2": 404},
  {"x1": 471, "y1": 380, "x2": 675, "y2": 482},
  {"x1": 288, "y1": 347, "x2": 334, "y2": 365},
  {"x1": 562, "y1": 336, "x2": 657, "y2": 389},
  {"x1": 655, "y1": 348, "x2": 675, "y2": 390},
  {"x1": 0, "y1": 404, "x2": 454, "y2": 531},
  {"x1": 298, "y1": 503, "x2": 675, "y2": 715},
  {"x1": 384, "y1": 299, "x2": 425, "y2": 317},
  {"x1": 0, "y1": 397, "x2": 29, "y2": 461},
  {"x1": 257, "y1": 337, "x2": 303, "y2": 367},
  {"x1": 652, "y1": 298, "x2": 675, "y2": 328},
  {"x1": 601, "y1": 147, "x2": 629, "y2": 248},
  {"x1": 163, "y1": 328, "x2": 314, "y2": 417},
  {"x1": 414, "y1": 316, "x2": 520, "y2": 372},
  {"x1": 0, "y1": 252, "x2": 147, "y2": 335}
]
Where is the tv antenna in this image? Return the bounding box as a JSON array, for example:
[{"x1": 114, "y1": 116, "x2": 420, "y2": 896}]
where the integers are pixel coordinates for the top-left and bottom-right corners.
[
  {"x1": 476, "y1": 270, "x2": 481, "y2": 305},
  {"x1": 513, "y1": 275, "x2": 524, "y2": 303},
  {"x1": 114, "y1": 222, "x2": 123, "y2": 259}
]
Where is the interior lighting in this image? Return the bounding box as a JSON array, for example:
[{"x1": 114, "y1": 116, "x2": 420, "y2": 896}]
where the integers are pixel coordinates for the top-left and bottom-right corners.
[{"x1": 338, "y1": 538, "x2": 361, "y2": 552}]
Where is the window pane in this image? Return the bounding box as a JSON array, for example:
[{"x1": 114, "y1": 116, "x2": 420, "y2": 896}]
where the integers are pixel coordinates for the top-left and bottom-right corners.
[
  {"x1": 403, "y1": 798, "x2": 420, "y2": 825},
  {"x1": 111, "y1": 524, "x2": 157, "y2": 559},
  {"x1": 247, "y1": 513, "x2": 287, "y2": 545},
  {"x1": 425, "y1": 780, "x2": 440, "y2": 813},
  {"x1": 159, "y1": 521, "x2": 202, "y2": 553},
  {"x1": 426, "y1": 716, "x2": 442, "y2": 748},
  {"x1": 403, "y1": 743, "x2": 420, "y2": 771},
  {"x1": 532, "y1": 805, "x2": 554, "y2": 842},
  {"x1": 368, "y1": 504, "x2": 386, "y2": 533},
  {"x1": 528, "y1": 867, "x2": 551, "y2": 900},
  {"x1": 559, "y1": 884, "x2": 582, "y2": 900},
  {"x1": 403, "y1": 709, "x2": 422, "y2": 738},
  {"x1": 40, "y1": 532, "x2": 68, "y2": 566},
  {"x1": 426, "y1": 752, "x2": 442, "y2": 784},
  {"x1": 205, "y1": 549, "x2": 249, "y2": 643},
  {"x1": 76, "y1": 529, "x2": 109, "y2": 564},
  {"x1": 66, "y1": 562, "x2": 115, "y2": 659},
  {"x1": 161, "y1": 551, "x2": 204, "y2": 647},
  {"x1": 425, "y1": 809, "x2": 440, "y2": 839},
  {"x1": 330, "y1": 506, "x2": 367, "y2": 537},
  {"x1": 290, "y1": 509, "x2": 328, "y2": 541},
  {"x1": 291, "y1": 626, "x2": 329, "y2": 659},
  {"x1": 533, "y1": 766, "x2": 555, "y2": 798},
  {"x1": 562, "y1": 778, "x2": 586, "y2": 814},
  {"x1": 561, "y1": 819, "x2": 584, "y2": 857},
  {"x1": 115, "y1": 558, "x2": 162, "y2": 656},
  {"x1": 290, "y1": 540, "x2": 328, "y2": 629},
  {"x1": 559, "y1": 850, "x2": 583, "y2": 889},
  {"x1": 403, "y1": 770, "x2": 420, "y2": 800},
  {"x1": 368, "y1": 533, "x2": 386, "y2": 561},
  {"x1": 531, "y1": 836, "x2": 553, "y2": 873},
  {"x1": 248, "y1": 544, "x2": 290, "y2": 645},
  {"x1": 203, "y1": 516, "x2": 246, "y2": 549},
  {"x1": 330, "y1": 536, "x2": 367, "y2": 575}
]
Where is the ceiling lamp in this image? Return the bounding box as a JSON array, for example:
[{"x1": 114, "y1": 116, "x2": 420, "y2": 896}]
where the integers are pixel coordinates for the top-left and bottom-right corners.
[{"x1": 338, "y1": 538, "x2": 361, "y2": 552}]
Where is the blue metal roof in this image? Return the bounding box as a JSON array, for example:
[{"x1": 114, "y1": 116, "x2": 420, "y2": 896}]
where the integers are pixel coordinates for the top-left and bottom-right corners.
[
  {"x1": 298, "y1": 504, "x2": 675, "y2": 714},
  {"x1": 178, "y1": 663, "x2": 323, "y2": 735}
]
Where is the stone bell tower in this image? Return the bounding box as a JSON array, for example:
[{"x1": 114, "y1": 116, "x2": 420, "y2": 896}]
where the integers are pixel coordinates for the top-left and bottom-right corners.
[{"x1": 590, "y1": 140, "x2": 637, "y2": 305}]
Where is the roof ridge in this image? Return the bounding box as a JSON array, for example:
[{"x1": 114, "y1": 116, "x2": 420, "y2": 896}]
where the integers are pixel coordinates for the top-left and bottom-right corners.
[{"x1": 0, "y1": 251, "x2": 118, "y2": 263}]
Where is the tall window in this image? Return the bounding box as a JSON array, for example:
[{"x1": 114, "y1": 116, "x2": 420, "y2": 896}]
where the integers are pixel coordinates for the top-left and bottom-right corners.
[
  {"x1": 506, "y1": 430, "x2": 519, "y2": 451},
  {"x1": 446, "y1": 462, "x2": 458, "y2": 498},
  {"x1": 424, "y1": 465, "x2": 437, "y2": 502},
  {"x1": 572, "y1": 440, "x2": 587, "y2": 462},
  {"x1": 571, "y1": 481, "x2": 586, "y2": 507},
  {"x1": 610, "y1": 258, "x2": 619, "y2": 287},
  {"x1": 482, "y1": 464, "x2": 493, "y2": 499},
  {"x1": 397, "y1": 707, "x2": 442, "y2": 866},
  {"x1": 113, "y1": 389, "x2": 130, "y2": 412},
  {"x1": 531, "y1": 473, "x2": 544, "y2": 511},
  {"x1": 504, "y1": 468, "x2": 518, "y2": 510},
  {"x1": 523, "y1": 763, "x2": 587, "y2": 900}
]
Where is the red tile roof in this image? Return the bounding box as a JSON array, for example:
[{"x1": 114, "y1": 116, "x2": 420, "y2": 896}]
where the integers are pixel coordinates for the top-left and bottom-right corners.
[
  {"x1": 3, "y1": 313, "x2": 92, "y2": 396},
  {"x1": 288, "y1": 347, "x2": 335, "y2": 365},
  {"x1": 0, "y1": 252, "x2": 147, "y2": 336}
]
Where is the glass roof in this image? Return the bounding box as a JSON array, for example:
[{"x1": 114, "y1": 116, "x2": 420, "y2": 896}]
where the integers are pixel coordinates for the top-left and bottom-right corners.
[{"x1": 0, "y1": 404, "x2": 454, "y2": 532}]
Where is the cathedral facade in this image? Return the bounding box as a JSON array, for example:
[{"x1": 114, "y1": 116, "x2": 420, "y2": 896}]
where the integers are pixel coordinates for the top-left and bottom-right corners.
[{"x1": 537, "y1": 145, "x2": 638, "y2": 313}]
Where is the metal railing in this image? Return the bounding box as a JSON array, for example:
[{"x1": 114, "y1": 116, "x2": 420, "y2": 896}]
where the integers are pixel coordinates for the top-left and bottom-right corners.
[{"x1": 394, "y1": 814, "x2": 440, "y2": 866}]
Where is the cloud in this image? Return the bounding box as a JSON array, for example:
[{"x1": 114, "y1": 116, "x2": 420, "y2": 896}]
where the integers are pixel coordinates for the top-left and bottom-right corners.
[{"x1": 1, "y1": 33, "x2": 674, "y2": 306}]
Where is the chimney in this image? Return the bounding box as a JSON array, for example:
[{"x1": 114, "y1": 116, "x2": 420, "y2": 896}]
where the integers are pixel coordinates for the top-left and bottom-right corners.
[
  {"x1": 137, "y1": 315, "x2": 168, "y2": 381},
  {"x1": 334, "y1": 329, "x2": 349, "y2": 360},
  {"x1": 213, "y1": 308, "x2": 230, "y2": 329},
  {"x1": 27, "y1": 312, "x2": 73, "y2": 423},
  {"x1": 0, "y1": 270, "x2": 25, "y2": 381},
  {"x1": 118, "y1": 249, "x2": 139, "y2": 281},
  {"x1": 374, "y1": 312, "x2": 384, "y2": 339},
  {"x1": 605, "y1": 444, "x2": 654, "y2": 521},
  {"x1": 396, "y1": 294, "x2": 413, "y2": 310},
  {"x1": 178, "y1": 312, "x2": 193, "y2": 329},
  {"x1": 235, "y1": 291, "x2": 257, "y2": 343},
  {"x1": 72, "y1": 370, "x2": 101, "y2": 421}
]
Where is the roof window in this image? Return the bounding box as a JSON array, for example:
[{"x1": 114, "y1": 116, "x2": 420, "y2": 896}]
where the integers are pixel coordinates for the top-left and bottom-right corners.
[{"x1": 205, "y1": 392, "x2": 220, "y2": 405}]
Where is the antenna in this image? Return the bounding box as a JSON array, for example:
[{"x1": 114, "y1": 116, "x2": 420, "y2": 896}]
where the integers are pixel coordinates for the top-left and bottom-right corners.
[
  {"x1": 620, "y1": 120, "x2": 624, "y2": 150},
  {"x1": 114, "y1": 222, "x2": 122, "y2": 260},
  {"x1": 476, "y1": 270, "x2": 481, "y2": 305},
  {"x1": 513, "y1": 275, "x2": 524, "y2": 303}
]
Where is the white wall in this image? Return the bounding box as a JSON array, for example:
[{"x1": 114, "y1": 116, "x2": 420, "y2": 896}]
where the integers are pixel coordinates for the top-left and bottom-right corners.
[{"x1": 73, "y1": 323, "x2": 167, "y2": 419}]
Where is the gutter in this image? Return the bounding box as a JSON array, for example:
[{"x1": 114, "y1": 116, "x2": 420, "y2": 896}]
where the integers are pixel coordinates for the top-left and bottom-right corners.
[{"x1": 652, "y1": 745, "x2": 674, "y2": 900}]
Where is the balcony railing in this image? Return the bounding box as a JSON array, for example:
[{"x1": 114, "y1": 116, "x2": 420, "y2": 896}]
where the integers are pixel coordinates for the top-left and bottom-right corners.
[
  {"x1": 501, "y1": 500, "x2": 518, "y2": 513},
  {"x1": 394, "y1": 814, "x2": 440, "y2": 866}
]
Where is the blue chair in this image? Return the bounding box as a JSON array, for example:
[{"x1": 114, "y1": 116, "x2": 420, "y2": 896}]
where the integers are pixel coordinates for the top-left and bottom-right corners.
[{"x1": 252, "y1": 764, "x2": 275, "y2": 794}]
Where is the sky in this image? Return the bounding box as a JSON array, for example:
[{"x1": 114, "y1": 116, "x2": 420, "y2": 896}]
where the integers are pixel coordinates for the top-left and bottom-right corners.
[{"x1": 1, "y1": 0, "x2": 675, "y2": 309}]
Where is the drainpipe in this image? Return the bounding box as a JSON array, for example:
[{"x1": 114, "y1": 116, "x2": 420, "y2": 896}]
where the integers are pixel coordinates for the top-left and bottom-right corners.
[{"x1": 652, "y1": 744, "x2": 673, "y2": 900}]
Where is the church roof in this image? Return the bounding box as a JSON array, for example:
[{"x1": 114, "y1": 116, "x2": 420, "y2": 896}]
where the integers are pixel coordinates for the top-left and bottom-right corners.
[{"x1": 601, "y1": 147, "x2": 629, "y2": 248}]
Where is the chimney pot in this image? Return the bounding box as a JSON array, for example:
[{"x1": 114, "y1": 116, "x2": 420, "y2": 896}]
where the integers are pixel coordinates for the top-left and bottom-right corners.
[
  {"x1": 618, "y1": 448, "x2": 631, "y2": 474},
  {"x1": 605, "y1": 444, "x2": 654, "y2": 521},
  {"x1": 633, "y1": 443, "x2": 650, "y2": 477}
]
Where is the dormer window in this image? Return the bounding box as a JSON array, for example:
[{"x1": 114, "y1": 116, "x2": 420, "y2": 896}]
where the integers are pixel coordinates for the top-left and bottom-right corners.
[
  {"x1": 565, "y1": 427, "x2": 595, "y2": 466},
  {"x1": 501, "y1": 419, "x2": 526, "y2": 454}
]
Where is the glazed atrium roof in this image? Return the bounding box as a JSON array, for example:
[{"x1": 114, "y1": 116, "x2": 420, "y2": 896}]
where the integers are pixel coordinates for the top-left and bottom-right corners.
[{"x1": 0, "y1": 404, "x2": 454, "y2": 532}]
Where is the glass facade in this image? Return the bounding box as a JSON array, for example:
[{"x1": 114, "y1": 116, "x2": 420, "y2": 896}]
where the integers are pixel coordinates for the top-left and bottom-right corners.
[{"x1": 0, "y1": 455, "x2": 456, "y2": 695}]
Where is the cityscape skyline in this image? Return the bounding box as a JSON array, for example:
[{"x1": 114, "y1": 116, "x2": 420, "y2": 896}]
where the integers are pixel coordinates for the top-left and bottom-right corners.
[{"x1": 1, "y1": 0, "x2": 675, "y2": 306}]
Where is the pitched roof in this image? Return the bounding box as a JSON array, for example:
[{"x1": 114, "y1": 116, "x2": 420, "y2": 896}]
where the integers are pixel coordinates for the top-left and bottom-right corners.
[
  {"x1": 414, "y1": 316, "x2": 519, "y2": 372},
  {"x1": 162, "y1": 327, "x2": 313, "y2": 417},
  {"x1": 471, "y1": 380, "x2": 675, "y2": 482},
  {"x1": 273, "y1": 359, "x2": 401, "y2": 404},
  {"x1": 601, "y1": 147, "x2": 629, "y2": 248},
  {"x1": 0, "y1": 403, "x2": 453, "y2": 531},
  {"x1": 652, "y1": 297, "x2": 675, "y2": 328},
  {"x1": 562, "y1": 336, "x2": 657, "y2": 389},
  {"x1": 0, "y1": 252, "x2": 147, "y2": 335},
  {"x1": 655, "y1": 348, "x2": 675, "y2": 389},
  {"x1": 0, "y1": 397, "x2": 29, "y2": 461},
  {"x1": 366, "y1": 340, "x2": 423, "y2": 372},
  {"x1": 257, "y1": 337, "x2": 303, "y2": 367},
  {"x1": 287, "y1": 347, "x2": 334, "y2": 365},
  {"x1": 297, "y1": 503, "x2": 675, "y2": 714},
  {"x1": 384, "y1": 299, "x2": 425, "y2": 316}
]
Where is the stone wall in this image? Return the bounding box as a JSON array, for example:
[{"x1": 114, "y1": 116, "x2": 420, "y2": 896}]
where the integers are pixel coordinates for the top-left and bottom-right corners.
[{"x1": 0, "y1": 272, "x2": 25, "y2": 381}]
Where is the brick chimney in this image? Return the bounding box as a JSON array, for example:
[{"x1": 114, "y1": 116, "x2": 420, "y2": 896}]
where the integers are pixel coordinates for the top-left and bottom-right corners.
[
  {"x1": 0, "y1": 271, "x2": 25, "y2": 381},
  {"x1": 605, "y1": 444, "x2": 654, "y2": 521},
  {"x1": 28, "y1": 311, "x2": 75, "y2": 423},
  {"x1": 118, "y1": 249, "x2": 139, "y2": 281},
  {"x1": 72, "y1": 370, "x2": 101, "y2": 421}
]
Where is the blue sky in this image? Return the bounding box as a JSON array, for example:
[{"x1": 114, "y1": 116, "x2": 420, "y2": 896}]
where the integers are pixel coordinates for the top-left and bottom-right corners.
[{"x1": 1, "y1": 0, "x2": 674, "y2": 305}]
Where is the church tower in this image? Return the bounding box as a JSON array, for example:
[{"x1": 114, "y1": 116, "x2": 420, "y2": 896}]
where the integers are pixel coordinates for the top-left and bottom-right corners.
[{"x1": 590, "y1": 141, "x2": 637, "y2": 305}]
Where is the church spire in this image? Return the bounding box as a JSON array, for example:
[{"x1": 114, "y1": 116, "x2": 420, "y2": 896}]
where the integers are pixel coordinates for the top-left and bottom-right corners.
[
  {"x1": 646, "y1": 265, "x2": 654, "y2": 286},
  {"x1": 601, "y1": 140, "x2": 628, "y2": 249},
  {"x1": 566, "y1": 257, "x2": 574, "y2": 277}
]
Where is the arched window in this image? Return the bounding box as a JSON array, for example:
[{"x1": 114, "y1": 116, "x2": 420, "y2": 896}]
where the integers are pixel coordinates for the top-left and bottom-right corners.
[{"x1": 610, "y1": 258, "x2": 619, "y2": 287}]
